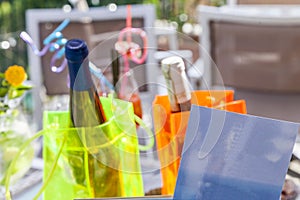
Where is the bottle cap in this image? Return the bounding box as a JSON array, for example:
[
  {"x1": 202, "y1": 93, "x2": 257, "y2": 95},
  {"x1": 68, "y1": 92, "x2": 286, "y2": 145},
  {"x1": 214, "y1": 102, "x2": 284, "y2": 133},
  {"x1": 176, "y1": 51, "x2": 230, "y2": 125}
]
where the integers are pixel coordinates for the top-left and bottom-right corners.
[
  {"x1": 161, "y1": 56, "x2": 185, "y2": 71},
  {"x1": 65, "y1": 39, "x2": 88, "y2": 62}
]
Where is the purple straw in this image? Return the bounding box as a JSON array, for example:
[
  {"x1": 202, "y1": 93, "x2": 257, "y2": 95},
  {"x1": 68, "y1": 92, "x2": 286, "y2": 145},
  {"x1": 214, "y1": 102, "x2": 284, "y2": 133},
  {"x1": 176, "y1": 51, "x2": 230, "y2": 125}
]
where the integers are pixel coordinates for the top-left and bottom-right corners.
[{"x1": 20, "y1": 31, "x2": 50, "y2": 56}]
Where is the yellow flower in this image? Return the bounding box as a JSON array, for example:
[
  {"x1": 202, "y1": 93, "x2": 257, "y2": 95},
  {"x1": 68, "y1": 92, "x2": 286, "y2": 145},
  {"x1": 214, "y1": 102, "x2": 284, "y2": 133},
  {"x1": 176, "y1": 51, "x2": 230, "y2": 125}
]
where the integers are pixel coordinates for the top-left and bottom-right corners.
[{"x1": 4, "y1": 65, "x2": 27, "y2": 87}]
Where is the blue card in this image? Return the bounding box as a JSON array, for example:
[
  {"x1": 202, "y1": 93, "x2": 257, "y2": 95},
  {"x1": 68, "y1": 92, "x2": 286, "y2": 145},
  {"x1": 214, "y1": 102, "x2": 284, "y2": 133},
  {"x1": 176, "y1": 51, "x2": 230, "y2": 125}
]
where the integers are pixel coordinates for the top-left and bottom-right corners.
[{"x1": 174, "y1": 105, "x2": 299, "y2": 200}]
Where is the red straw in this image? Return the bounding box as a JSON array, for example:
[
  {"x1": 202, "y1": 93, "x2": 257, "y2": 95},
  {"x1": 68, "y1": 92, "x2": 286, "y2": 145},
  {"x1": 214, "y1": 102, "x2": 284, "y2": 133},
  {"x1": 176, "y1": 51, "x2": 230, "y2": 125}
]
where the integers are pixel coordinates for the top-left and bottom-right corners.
[{"x1": 126, "y1": 5, "x2": 132, "y2": 44}]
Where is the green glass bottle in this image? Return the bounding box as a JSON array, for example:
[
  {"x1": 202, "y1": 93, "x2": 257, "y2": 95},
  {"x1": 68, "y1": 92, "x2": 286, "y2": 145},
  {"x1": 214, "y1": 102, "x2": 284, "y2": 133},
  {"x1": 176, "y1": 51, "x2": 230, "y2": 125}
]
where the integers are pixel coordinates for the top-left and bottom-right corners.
[
  {"x1": 66, "y1": 39, "x2": 105, "y2": 127},
  {"x1": 65, "y1": 39, "x2": 120, "y2": 197}
]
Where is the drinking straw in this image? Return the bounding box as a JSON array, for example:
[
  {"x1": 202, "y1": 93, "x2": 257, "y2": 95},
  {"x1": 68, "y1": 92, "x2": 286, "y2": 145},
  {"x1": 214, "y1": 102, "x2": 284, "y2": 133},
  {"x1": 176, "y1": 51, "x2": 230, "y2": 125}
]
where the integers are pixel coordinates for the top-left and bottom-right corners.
[
  {"x1": 20, "y1": 19, "x2": 70, "y2": 73},
  {"x1": 116, "y1": 5, "x2": 148, "y2": 96},
  {"x1": 89, "y1": 61, "x2": 115, "y2": 93}
]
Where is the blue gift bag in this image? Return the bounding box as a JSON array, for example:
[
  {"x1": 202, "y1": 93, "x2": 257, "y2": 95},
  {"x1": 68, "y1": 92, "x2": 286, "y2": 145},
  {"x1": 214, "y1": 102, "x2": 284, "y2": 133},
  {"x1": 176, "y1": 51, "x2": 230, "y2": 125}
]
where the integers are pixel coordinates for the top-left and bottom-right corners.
[{"x1": 174, "y1": 105, "x2": 299, "y2": 200}]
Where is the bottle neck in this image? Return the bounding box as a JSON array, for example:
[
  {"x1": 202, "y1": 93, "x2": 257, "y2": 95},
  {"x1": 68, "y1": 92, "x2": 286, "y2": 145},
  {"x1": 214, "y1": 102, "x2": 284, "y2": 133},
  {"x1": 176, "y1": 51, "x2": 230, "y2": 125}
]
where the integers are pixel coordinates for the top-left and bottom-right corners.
[{"x1": 68, "y1": 59, "x2": 94, "y2": 91}]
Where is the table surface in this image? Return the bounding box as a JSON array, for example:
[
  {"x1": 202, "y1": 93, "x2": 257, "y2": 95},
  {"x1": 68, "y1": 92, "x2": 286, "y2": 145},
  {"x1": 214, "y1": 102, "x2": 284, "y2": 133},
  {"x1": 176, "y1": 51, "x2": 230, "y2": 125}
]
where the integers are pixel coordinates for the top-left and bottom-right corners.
[
  {"x1": 1, "y1": 156, "x2": 162, "y2": 200},
  {"x1": 3, "y1": 143, "x2": 300, "y2": 200}
]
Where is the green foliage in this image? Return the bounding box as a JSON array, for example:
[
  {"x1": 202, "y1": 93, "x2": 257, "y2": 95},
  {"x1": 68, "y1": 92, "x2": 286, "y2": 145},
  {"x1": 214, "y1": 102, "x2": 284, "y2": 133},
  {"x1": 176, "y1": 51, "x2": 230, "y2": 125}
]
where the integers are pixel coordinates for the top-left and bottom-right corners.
[
  {"x1": 142, "y1": 0, "x2": 160, "y2": 17},
  {"x1": 211, "y1": 0, "x2": 227, "y2": 6},
  {"x1": 0, "y1": 1, "x2": 12, "y2": 15},
  {"x1": 96, "y1": 0, "x2": 143, "y2": 6}
]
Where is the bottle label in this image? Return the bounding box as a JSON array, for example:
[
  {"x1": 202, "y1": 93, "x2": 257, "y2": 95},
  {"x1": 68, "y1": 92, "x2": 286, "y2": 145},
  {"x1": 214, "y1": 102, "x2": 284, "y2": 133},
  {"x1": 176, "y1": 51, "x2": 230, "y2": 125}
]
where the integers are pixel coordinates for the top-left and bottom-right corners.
[{"x1": 171, "y1": 70, "x2": 191, "y2": 104}]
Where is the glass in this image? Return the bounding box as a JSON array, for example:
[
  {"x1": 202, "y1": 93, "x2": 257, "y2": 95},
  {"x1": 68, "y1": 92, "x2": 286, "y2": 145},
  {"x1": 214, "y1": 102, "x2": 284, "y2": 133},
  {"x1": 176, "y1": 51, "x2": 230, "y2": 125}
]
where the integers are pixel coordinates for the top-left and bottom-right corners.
[{"x1": 0, "y1": 96, "x2": 35, "y2": 186}]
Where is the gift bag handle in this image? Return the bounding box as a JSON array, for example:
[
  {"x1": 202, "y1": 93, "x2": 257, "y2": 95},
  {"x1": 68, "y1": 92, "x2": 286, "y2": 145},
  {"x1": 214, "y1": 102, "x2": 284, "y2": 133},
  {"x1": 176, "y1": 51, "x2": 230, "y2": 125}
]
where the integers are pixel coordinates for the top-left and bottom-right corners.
[
  {"x1": 5, "y1": 114, "x2": 154, "y2": 200},
  {"x1": 134, "y1": 114, "x2": 155, "y2": 151}
]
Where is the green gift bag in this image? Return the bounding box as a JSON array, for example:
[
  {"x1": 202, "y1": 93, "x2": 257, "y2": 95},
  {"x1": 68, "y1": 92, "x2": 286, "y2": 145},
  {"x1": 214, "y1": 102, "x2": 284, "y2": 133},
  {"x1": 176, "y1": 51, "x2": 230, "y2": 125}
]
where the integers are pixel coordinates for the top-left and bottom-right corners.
[
  {"x1": 4, "y1": 96, "x2": 154, "y2": 200},
  {"x1": 42, "y1": 96, "x2": 154, "y2": 199}
]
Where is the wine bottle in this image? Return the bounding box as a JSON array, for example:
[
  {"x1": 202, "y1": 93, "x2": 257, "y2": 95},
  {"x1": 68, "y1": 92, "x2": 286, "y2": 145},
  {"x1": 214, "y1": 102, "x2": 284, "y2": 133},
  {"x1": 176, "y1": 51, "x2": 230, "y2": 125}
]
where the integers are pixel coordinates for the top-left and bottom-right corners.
[
  {"x1": 65, "y1": 38, "x2": 105, "y2": 126},
  {"x1": 114, "y1": 51, "x2": 143, "y2": 119},
  {"x1": 65, "y1": 39, "x2": 120, "y2": 196},
  {"x1": 161, "y1": 56, "x2": 191, "y2": 113}
]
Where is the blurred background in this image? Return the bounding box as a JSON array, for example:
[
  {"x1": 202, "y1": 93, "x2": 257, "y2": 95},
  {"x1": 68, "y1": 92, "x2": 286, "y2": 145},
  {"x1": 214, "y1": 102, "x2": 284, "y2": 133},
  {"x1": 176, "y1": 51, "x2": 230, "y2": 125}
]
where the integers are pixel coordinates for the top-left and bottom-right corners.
[
  {"x1": 0, "y1": 0, "x2": 225, "y2": 126},
  {"x1": 0, "y1": 0, "x2": 225, "y2": 69}
]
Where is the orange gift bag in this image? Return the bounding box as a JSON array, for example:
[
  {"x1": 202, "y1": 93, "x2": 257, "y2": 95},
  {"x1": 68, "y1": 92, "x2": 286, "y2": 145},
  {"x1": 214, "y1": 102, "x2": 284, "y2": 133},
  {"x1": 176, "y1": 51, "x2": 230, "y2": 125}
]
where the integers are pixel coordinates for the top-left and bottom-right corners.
[{"x1": 152, "y1": 90, "x2": 247, "y2": 195}]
